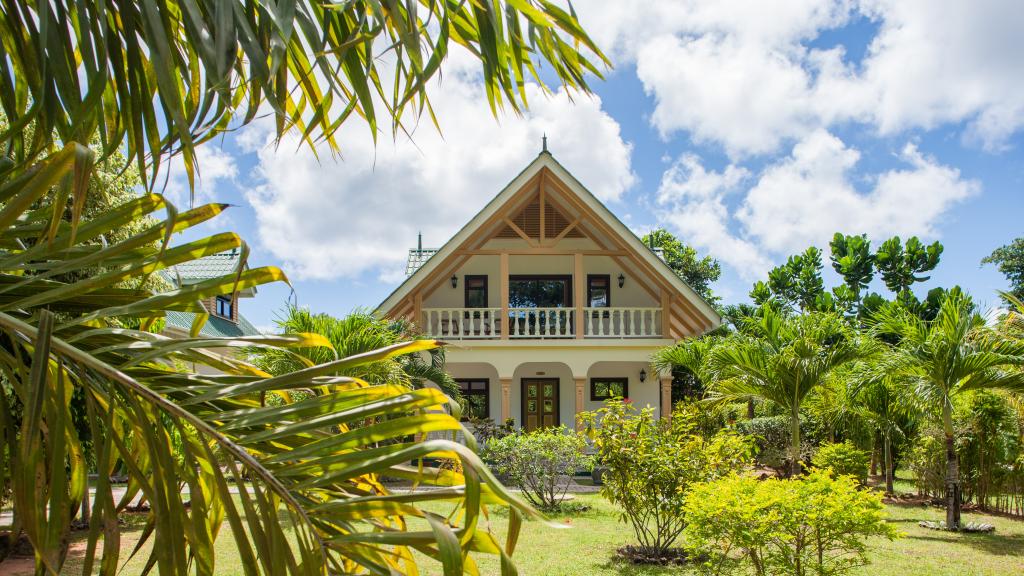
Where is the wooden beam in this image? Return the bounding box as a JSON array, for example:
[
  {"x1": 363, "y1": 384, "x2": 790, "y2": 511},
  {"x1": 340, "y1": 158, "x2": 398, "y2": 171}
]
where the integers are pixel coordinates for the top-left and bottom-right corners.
[
  {"x1": 660, "y1": 289, "x2": 670, "y2": 339},
  {"x1": 539, "y1": 171, "x2": 546, "y2": 244},
  {"x1": 500, "y1": 253, "x2": 509, "y2": 340},
  {"x1": 455, "y1": 248, "x2": 626, "y2": 256},
  {"x1": 574, "y1": 253, "x2": 585, "y2": 339},
  {"x1": 503, "y1": 217, "x2": 537, "y2": 247},
  {"x1": 548, "y1": 216, "x2": 581, "y2": 246}
]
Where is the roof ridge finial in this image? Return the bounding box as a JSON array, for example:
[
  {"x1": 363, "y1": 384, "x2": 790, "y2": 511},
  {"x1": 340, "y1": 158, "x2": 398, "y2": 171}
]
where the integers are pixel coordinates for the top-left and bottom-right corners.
[
  {"x1": 417, "y1": 231, "x2": 422, "y2": 252},
  {"x1": 542, "y1": 133, "x2": 548, "y2": 153}
]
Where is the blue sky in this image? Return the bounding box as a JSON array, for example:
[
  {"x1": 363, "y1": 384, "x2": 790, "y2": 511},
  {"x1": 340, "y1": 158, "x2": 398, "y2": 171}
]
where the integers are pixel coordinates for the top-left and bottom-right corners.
[{"x1": 166, "y1": 1, "x2": 1024, "y2": 331}]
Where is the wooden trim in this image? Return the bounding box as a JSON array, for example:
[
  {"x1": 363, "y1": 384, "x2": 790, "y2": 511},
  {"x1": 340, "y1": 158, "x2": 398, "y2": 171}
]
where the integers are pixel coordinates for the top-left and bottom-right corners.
[
  {"x1": 539, "y1": 172, "x2": 546, "y2": 244},
  {"x1": 500, "y1": 253, "x2": 509, "y2": 340},
  {"x1": 503, "y1": 217, "x2": 537, "y2": 246},
  {"x1": 463, "y1": 274, "x2": 488, "y2": 308},
  {"x1": 455, "y1": 248, "x2": 626, "y2": 256},
  {"x1": 548, "y1": 216, "x2": 581, "y2": 246},
  {"x1": 574, "y1": 253, "x2": 584, "y2": 339}
]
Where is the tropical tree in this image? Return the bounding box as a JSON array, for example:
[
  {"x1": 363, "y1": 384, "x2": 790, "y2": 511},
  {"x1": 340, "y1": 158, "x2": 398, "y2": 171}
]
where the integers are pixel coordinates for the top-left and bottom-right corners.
[
  {"x1": 641, "y1": 229, "x2": 721, "y2": 305},
  {"x1": 0, "y1": 0, "x2": 607, "y2": 572},
  {"x1": 251, "y1": 306, "x2": 459, "y2": 399},
  {"x1": 875, "y1": 236, "x2": 943, "y2": 296},
  {"x1": 0, "y1": 1, "x2": 608, "y2": 192},
  {"x1": 704, "y1": 309, "x2": 868, "y2": 475},
  {"x1": 869, "y1": 290, "x2": 1024, "y2": 530},
  {"x1": 982, "y1": 238, "x2": 1024, "y2": 302},
  {"x1": 852, "y1": 377, "x2": 917, "y2": 494}
]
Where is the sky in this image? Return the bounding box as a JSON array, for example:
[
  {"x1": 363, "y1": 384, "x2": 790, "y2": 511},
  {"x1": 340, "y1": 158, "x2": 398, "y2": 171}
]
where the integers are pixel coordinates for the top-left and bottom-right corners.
[{"x1": 165, "y1": 0, "x2": 1024, "y2": 332}]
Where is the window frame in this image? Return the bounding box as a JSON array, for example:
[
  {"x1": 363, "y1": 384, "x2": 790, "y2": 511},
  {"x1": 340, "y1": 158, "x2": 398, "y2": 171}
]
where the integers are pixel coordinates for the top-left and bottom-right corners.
[
  {"x1": 463, "y1": 275, "x2": 489, "y2": 309},
  {"x1": 456, "y1": 378, "x2": 490, "y2": 421},
  {"x1": 587, "y1": 274, "x2": 611, "y2": 317},
  {"x1": 215, "y1": 294, "x2": 233, "y2": 319},
  {"x1": 589, "y1": 377, "x2": 628, "y2": 401},
  {"x1": 508, "y1": 274, "x2": 573, "y2": 307}
]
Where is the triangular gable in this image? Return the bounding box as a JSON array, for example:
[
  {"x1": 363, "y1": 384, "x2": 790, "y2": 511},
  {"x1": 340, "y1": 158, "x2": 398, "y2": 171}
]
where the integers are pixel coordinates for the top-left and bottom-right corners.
[{"x1": 376, "y1": 152, "x2": 721, "y2": 335}]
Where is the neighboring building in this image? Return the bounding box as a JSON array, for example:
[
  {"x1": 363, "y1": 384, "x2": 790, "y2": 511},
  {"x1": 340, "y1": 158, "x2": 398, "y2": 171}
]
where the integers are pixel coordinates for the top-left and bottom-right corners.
[
  {"x1": 162, "y1": 249, "x2": 261, "y2": 338},
  {"x1": 377, "y1": 149, "x2": 720, "y2": 429}
]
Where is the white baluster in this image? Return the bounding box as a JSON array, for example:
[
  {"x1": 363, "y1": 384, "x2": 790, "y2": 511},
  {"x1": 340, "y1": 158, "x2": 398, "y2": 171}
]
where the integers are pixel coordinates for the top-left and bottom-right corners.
[
  {"x1": 630, "y1": 309, "x2": 638, "y2": 336},
  {"x1": 640, "y1": 309, "x2": 648, "y2": 336}
]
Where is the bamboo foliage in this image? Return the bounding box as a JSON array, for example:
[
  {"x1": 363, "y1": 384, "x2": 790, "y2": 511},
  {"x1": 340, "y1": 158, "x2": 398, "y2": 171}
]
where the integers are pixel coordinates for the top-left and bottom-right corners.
[
  {"x1": 0, "y1": 147, "x2": 539, "y2": 574},
  {"x1": 0, "y1": 0, "x2": 609, "y2": 198}
]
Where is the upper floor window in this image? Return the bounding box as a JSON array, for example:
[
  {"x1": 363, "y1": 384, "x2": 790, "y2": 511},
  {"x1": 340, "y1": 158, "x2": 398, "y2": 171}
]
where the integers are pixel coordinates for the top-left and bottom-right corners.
[
  {"x1": 509, "y1": 275, "x2": 572, "y2": 308},
  {"x1": 215, "y1": 295, "x2": 233, "y2": 318},
  {"x1": 464, "y1": 275, "x2": 488, "y2": 308},
  {"x1": 587, "y1": 274, "x2": 610, "y2": 308}
]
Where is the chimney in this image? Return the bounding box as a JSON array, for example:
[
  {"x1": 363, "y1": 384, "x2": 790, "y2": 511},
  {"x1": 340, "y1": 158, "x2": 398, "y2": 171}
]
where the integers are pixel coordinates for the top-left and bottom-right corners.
[{"x1": 417, "y1": 231, "x2": 422, "y2": 252}]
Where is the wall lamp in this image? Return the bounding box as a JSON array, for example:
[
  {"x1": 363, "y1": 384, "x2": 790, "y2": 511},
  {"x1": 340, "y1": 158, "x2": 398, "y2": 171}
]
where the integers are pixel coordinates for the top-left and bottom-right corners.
[
  {"x1": 618, "y1": 273, "x2": 626, "y2": 288},
  {"x1": 639, "y1": 368, "x2": 647, "y2": 383},
  {"x1": 450, "y1": 275, "x2": 458, "y2": 289}
]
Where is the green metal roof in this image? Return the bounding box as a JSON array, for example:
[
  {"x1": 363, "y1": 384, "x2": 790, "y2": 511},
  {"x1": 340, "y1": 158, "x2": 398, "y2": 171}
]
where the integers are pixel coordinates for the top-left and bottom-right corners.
[
  {"x1": 165, "y1": 310, "x2": 262, "y2": 338},
  {"x1": 165, "y1": 251, "x2": 243, "y2": 284}
]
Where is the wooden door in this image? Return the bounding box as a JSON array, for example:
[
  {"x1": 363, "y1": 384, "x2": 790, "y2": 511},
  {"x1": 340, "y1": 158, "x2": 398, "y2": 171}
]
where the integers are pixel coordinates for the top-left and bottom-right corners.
[{"x1": 522, "y1": 378, "x2": 559, "y2": 431}]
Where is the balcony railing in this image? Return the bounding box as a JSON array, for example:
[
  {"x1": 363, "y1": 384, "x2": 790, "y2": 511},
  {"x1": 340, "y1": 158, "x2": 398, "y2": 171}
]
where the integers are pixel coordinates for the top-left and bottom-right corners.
[{"x1": 420, "y1": 307, "x2": 663, "y2": 339}]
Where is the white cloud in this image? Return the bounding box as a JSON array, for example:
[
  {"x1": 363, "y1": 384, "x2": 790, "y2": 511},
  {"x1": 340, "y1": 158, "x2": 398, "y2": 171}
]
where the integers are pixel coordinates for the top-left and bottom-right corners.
[
  {"x1": 238, "y1": 52, "x2": 635, "y2": 281},
  {"x1": 577, "y1": 0, "x2": 1024, "y2": 155},
  {"x1": 161, "y1": 145, "x2": 238, "y2": 207},
  {"x1": 657, "y1": 131, "x2": 979, "y2": 278}
]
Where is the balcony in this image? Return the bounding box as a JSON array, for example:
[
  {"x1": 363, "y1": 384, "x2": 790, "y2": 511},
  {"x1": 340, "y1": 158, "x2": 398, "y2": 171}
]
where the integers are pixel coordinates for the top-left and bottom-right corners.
[{"x1": 420, "y1": 307, "x2": 663, "y2": 339}]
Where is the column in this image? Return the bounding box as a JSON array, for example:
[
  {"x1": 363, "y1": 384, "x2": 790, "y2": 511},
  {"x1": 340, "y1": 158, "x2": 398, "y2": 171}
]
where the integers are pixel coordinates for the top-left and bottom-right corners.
[
  {"x1": 660, "y1": 376, "x2": 673, "y2": 420},
  {"x1": 500, "y1": 377, "x2": 513, "y2": 423},
  {"x1": 574, "y1": 376, "x2": 586, "y2": 430}
]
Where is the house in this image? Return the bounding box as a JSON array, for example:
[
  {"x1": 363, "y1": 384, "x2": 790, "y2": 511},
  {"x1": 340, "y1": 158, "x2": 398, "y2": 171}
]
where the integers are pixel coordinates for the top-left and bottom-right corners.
[
  {"x1": 162, "y1": 249, "x2": 262, "y2": 339},
  {"x1": 377, "y1": 147, "x2": 720, "y2": 429}
]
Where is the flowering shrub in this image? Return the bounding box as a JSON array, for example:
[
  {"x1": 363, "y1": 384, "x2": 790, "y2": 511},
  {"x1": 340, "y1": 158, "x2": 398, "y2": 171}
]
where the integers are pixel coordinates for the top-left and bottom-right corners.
[
  {"x1": 579, "y1": 399, "x2": 753, "y2": 558},
  {"x1": 814, "y1": 441, "x2": 870, "y2": 484},
  {"x1": 483, "y1": 426, "x2": 591, "y2": 511},
  {"x1": 684, "y1": 470, "x2": 900, "y2": 576}
]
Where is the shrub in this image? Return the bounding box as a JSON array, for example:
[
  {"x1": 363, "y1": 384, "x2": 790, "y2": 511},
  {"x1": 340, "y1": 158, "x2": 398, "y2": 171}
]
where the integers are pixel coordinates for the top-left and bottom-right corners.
[
  {"x1": 814, "y1": 441, "x2": 870, "y2": 484},
  {"x1": 736, "y1": 415, "x2": 814, "y2": 471},
  {"x1": 483, "y1": 426, "x2": 591, "y2": 511},
  {"x1": 579, "y1": 400, "x2": 753, "y2": 558},
  {"x1": 466, "y1": 416, "x2": 515, "y2": 446},
  {"x1": 684, "y1": 470, "x2": 900, "y2": 576},
  {"x1": 908, "y1": 428, "x2": 946, "y2": 498}
]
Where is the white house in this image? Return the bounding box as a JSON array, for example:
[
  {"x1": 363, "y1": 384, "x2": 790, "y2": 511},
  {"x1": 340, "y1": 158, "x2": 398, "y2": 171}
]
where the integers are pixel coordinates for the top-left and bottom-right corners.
[{"x1": 377, "y1": 149, "x2": 720, "y2": 429}]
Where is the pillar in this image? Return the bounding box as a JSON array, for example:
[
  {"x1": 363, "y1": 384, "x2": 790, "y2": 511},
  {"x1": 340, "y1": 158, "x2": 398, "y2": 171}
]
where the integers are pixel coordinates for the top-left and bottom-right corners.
[
  {"x1": 500, "y1": 377, "x2": 513, "y2": 423},
  {"x1": 574, "y1": 376, "x2": 586, "y2": 430},
  {"x1": 660, "y1": 376, "x2": 673, "y2": 420}
]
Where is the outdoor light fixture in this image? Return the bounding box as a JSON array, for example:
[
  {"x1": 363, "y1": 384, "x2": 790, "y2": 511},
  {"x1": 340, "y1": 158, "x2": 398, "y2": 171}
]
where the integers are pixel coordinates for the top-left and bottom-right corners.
[
  {"x1": 639, "y1": 368, "x2": 647, "y2": 383},
  {"x1": 451, "y1": 275, "x2": 458, "y2": 289},
  {"x1": 618, "y1": 273, "x2": 626, "y2": 288}
]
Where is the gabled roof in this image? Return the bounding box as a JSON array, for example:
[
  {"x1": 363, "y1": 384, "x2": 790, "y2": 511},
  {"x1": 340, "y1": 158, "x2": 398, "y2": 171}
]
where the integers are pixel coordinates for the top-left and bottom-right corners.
[
  {"x1": 377, "y1": 152, "x2": 721, "y2": 332},
  {"x1": 163, "y1": 249, "x2": 257, "y2": 297}
]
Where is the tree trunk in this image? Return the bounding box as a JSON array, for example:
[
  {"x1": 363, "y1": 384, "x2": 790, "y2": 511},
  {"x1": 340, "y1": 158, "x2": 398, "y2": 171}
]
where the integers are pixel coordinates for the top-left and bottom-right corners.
[
  {"x1": 943, "y1": 404, "x2": 961, "y2": 531},
  {"x1": 80, "y1": 487, "x2": 91, "y2": 524},
  {"x1": 747, "y1": 398, "x2": 755, "y2": 419},
  {"x1": 790, "y1": 407, "x2": 801, "y2": 477},
  {"x1": 870, "y1": 433, "x2": 879, "y2": 477},
  {"x1": 884, "y1": 432, "x2": 894, "y2": 495}
]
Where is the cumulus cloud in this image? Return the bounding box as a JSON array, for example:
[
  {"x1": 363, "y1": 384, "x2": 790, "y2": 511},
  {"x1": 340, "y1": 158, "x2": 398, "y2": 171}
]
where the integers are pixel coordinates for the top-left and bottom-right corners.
[
  {"x1": 237, "y1": 51, "x2": 635, "y2": 282},
  {"x1": 161, "y1": 145, "x2": 238, "y2": 207},
  {"x1": 577, "y1": 0, "x2": 1024, "y2": 155},
  {"x1": 657, "y1": 131, "x2": 979, "y2": 279}
]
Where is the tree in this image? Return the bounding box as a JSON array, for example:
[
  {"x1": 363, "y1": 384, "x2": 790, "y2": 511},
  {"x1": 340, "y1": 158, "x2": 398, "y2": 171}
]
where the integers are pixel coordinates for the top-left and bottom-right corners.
[
  {"x1": 250, "y1": 306, "x2": 459, "y2": 399},
  {"x1": 0, "y1": 1, "x2": 608, "y2": 195},
  {"x1": 830, "y1": 233, "x2": 875, "y2": 298},
  {"x1": 875, "y1": 236, "x2": 943, "y2": 295},
  {"x1": 759, "y1": 247, "x2": 826, "y2": 313},
  {"x1": 641, "y1": 229, "x2": 721, "y2": 304},
  {"x1": 982, "y1": 238, "x2": 1024, "y2": 301},
  {"x1": 869, "y1": 290, "x2": 1024, "y2": 530},
  {"x1": 0, "y1": 1, "x2": 607, "y2": 572},
  {"x1": 706, "y1": 309, "x2": 868, "y2": 475}
]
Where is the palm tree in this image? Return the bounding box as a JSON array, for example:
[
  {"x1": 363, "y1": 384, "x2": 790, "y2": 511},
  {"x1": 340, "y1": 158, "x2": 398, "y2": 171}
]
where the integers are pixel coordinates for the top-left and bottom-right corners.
[
  {"x1": 251, "y1": 306, "x2": 459, "y2": 399},
  {"x1": 853, "y1": 377, "x2": 917, "y2": 494},
  {"x1": 0, "y1": 1, "x2": 606, "y2": 572},
  {"x1": 706, "y1": 308, "x2": 868, "y2": 476},
  {"x1": 0, "y1": 0, "x2": 608, "y2": 193},
  {"x1": 870, "y1": 291, "x2": 1024, "y2": 530}
]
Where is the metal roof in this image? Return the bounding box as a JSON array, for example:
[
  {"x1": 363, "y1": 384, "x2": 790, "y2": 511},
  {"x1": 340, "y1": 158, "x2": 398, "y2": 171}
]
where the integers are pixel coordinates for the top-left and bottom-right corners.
[
  {"x1": 406, "y1": 248, "x2": 439, "y2": 276},
  {"x1": 164, "y1": 310, "x2": 262, "y2": 338},
  {"x1": 163, "y1": 249, "x2": 257, "y2": 296}
]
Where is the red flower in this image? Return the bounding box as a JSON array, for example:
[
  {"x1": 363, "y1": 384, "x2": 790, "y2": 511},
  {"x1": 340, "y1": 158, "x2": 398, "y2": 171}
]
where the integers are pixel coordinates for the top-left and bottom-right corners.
[{"x1": 623, "y1": 398, "x2": 632, "y2": 404}]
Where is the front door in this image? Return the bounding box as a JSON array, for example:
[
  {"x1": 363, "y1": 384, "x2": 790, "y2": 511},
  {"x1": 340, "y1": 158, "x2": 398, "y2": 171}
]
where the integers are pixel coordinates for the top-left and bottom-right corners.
[{"x1": 522, "y1": 378, "x2": 559, "y2": 431}]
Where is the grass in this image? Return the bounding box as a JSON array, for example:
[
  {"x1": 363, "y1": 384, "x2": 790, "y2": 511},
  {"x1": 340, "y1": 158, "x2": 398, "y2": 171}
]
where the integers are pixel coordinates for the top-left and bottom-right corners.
[{"x1": 23, "y1": 488, "x2": 1024, "y2": 576}]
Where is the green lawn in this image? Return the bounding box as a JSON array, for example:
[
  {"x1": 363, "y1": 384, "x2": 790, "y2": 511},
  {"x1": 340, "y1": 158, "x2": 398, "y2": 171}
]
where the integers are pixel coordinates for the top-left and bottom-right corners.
[{"x1": 40, "y1": 490, "x2": 1024, "y2": 575}]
